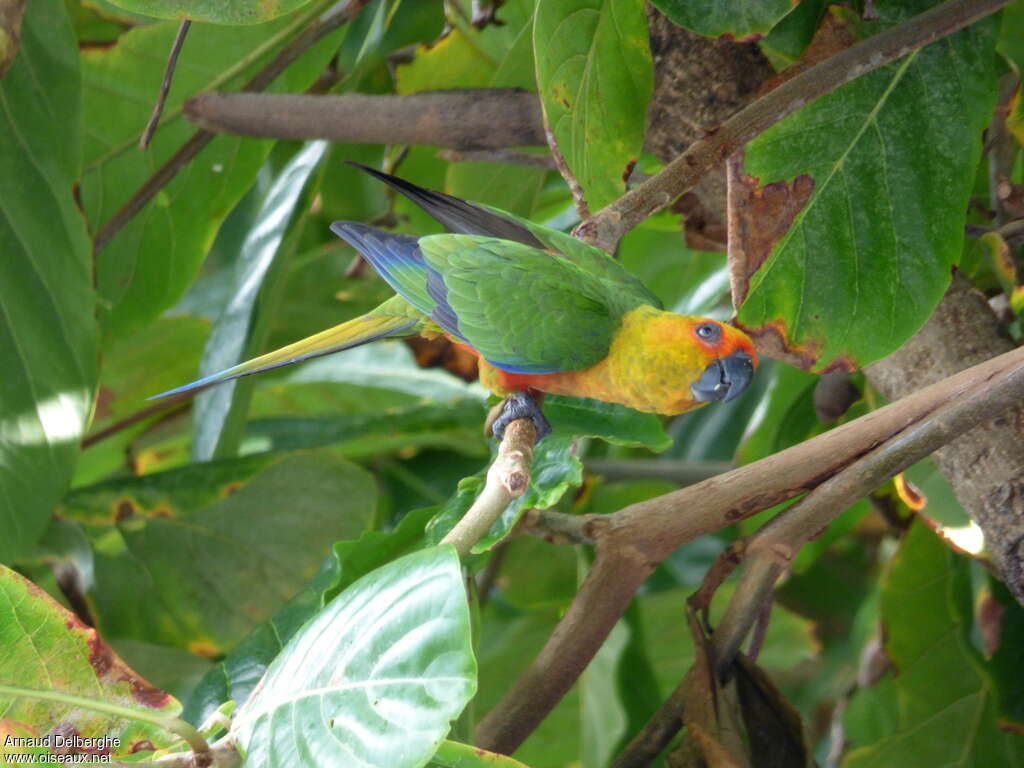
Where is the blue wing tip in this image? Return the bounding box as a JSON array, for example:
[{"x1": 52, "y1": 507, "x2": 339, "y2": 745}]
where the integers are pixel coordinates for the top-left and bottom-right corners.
[{"x1": 147, "y1": 372, "x2": 225, "y2": 401}]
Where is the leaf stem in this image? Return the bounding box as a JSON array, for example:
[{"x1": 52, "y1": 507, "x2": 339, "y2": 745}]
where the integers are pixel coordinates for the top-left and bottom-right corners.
[
  {"x1": 138, "y1": 19, "x2": 191, "y2": 151},
  {"x1": 0, "y1": 683, "x2": 209, "y2": 755}
]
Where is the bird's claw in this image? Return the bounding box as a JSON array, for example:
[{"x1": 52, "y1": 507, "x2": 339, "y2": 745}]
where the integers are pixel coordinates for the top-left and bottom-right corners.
[{"x1": 491, "y1": 392, "x2": 551, "y2": 443}]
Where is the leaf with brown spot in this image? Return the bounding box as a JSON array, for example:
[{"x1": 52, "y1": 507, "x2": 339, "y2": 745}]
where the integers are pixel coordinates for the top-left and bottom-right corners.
[
  {"x1": 727, "y1": 157, "x2": 814, "y2": 308},
  {"x1": 0, "y1": 566, "x2": 180, "y2": 758},
  {"x1": 731, "y1": 2, "x2": 998, "y2": 372}
]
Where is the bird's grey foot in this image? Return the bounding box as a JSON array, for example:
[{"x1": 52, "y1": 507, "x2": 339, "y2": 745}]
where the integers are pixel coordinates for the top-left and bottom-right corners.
[{"x1": 492, "y1": 391, "x2": 551, "y2": 443}]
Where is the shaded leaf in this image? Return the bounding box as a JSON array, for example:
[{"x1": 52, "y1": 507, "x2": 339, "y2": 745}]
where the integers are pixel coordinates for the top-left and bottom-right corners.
[
  {"x1": 0, "y1": 0, "x2": 96, "y2": 563},
  {"x1": 242, "y1": 398, "x2": 489, "y2": 459},
  {"x1": 650, "y1": 0, "x2": 797, "y2": 41},
  {"x1": 102, "y1": 0, "x2": 316, "y2": 25},
  {"x1": 233, "y1": 546, "x2": 476, "y2": 768},
  {"x1": 60, "y1": 449, "x2": 376, "y2": 654},
  {"x1": 546, "y1": 395, "x2": 672, "y2": 452},
  {"x1": 844, "y1": 523, "x2": 1024, "y2": 767},
  {"x1": 534, "y1": 0, "x2": 652, "y2": 210},
  {"x1": 732, "y1": 4, "x2": 999, "y2": 371},
  {"x1": 0, "y1": 565, "x2": 180, "y2": 756}
]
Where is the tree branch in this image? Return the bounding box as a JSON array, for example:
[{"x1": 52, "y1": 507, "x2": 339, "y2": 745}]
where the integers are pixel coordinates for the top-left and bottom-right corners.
[
  {"x1": 93, "y1": 0, "x2": 372, "y2": 254},
  {"x1": 713, "y1": 350, "x2": 1024, "y2": 672},
  {"x1": 577, "y1": 0, "x2": 1010, "y2": 251},
  {"x1": 441, "y1": 419, "x2": 536, "y2": 556},
  {"x1": 184, "y1": 89, "x2": 545, "y2": 149},
  {"x1": 476, "y1": 344, "x2": 1024, "y2": 755}
]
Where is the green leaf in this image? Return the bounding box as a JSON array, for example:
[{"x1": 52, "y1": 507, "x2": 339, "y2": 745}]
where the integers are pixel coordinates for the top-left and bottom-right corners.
[
  {"x1": 193, "y1": 140, "x2": 327, "y2": 461},
  {"x1": 428, "y1": 740, "x2": 533, "y2": 768},
  {"x1": 242, "y1": 398, "x2": 489, "y2": 459},
  {"x1": 546, "y1": 395, "x2": 672, "y2": 452},
  {"x1": 759, "y1": 0, "x2": 830, "y2": 67},
  {"x1": 232, "y1": 546, "x2": 476, "y2": 768},
  {"x1": 184, "y1": 553, "x2": 342, "y2": 726},
  {"x1": 60, "y1": 449, "x2": 376, "y2": 654},
  {"x1": 734, "y1": 4, "x2": 999, "y2": 371},
  {"x1": 328, "y1": 506, "x2": 438, "y2": 599},
  {"x1": 81, "y1": 10, "x2": 345, "y2": 336},
  {"x1": 101, "y1": 0, "x2": 316, "y2": 24},
  {"x1": 844, "y1": 523, "x2": 1024, "y2": 766},
  {"x1": 534, "y1": 0, "x2": 652, "y2": 210},
  {"x1": 475, "y1": 607, "x2": 582, "y2": 767},
  {"x1": 649, "y1": 0, "x2": 797, "y2": 41},
  {"x1": 0, "y1": 0, "x2": 97, "y2": 563},
  {"x1": 0, "y1": 564, "x2": 181, "y2": 756}
]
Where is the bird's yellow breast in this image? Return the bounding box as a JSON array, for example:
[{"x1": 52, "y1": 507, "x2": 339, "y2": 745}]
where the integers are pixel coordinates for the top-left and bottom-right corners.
[{"x1": 479, "y1": 306, "x2": 747, "y2": 415}]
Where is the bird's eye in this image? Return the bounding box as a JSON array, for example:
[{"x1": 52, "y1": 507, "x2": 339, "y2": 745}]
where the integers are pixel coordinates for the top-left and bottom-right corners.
[{"x1": 695, "y1": 323, "x2": 720, "y2": 342}]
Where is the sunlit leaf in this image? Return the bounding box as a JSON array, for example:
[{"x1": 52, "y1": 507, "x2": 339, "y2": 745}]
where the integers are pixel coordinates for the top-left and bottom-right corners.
[
  {"x1": 233, "y1": 546, "x2": 476, "y2": 768},
  {"x1": 534, "y1": 0, "x2": 652, "y2": 210},
  {"x1": 0, "y1": 565, "x2": 180, "y2": 756},
  {"x1": 193, "y1": 140, "x2": 328, "y2": 461}
]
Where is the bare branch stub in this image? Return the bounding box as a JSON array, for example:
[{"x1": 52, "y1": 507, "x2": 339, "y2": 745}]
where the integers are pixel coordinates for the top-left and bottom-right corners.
[{"x1": 441, "y1": 418, "x2": 537, "y2": 557}]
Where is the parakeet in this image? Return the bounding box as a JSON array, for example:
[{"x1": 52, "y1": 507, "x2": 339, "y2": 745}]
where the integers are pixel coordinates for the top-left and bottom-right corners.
[{"x1": 154, "y1": 163, "x2": 757, "y2": 439}]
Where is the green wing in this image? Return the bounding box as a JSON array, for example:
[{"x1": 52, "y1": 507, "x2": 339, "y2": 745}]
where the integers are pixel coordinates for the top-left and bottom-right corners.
[
  {"x1": 479, "y1": 203, "x2": 662, "y2": 308},
  {"x1": 345, "y1": 162, "x2": 661, "y2": 308},
  {"x1": 420, "y1": 235, "x2": 643, "y2": 374}
]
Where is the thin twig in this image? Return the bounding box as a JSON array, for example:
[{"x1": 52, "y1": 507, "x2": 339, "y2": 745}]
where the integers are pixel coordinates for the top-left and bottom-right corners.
[
  {"x1": 139, "y1": 19, "x2": 191, "y2": 151},
  {"x1": 516, "y1": 507, "x2": 595, "y2": 545},
  {"x1": 476, "y1": 344, "x2": 1024, "y2": 754},
  {"x1": 93, "y1": 0, "x2": 372, "y2": 254},
  {"x1": 545, "y1": 123, "x2": 590, "y2": 219},
  {"x1": 577, "y1": 0, "x2": 1010, "y2": 251},
  {"x1": 441, "y1": 419, "x2": 536, "y2": 556},
  {"x1": 81, "y1": 396, "x2": 191, "y2": 449}
]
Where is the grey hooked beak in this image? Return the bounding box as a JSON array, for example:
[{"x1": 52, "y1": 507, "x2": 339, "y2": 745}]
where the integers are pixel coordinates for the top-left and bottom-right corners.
[{"x1": 691, "y1": 350, "x2": 755, "y2": 404}]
